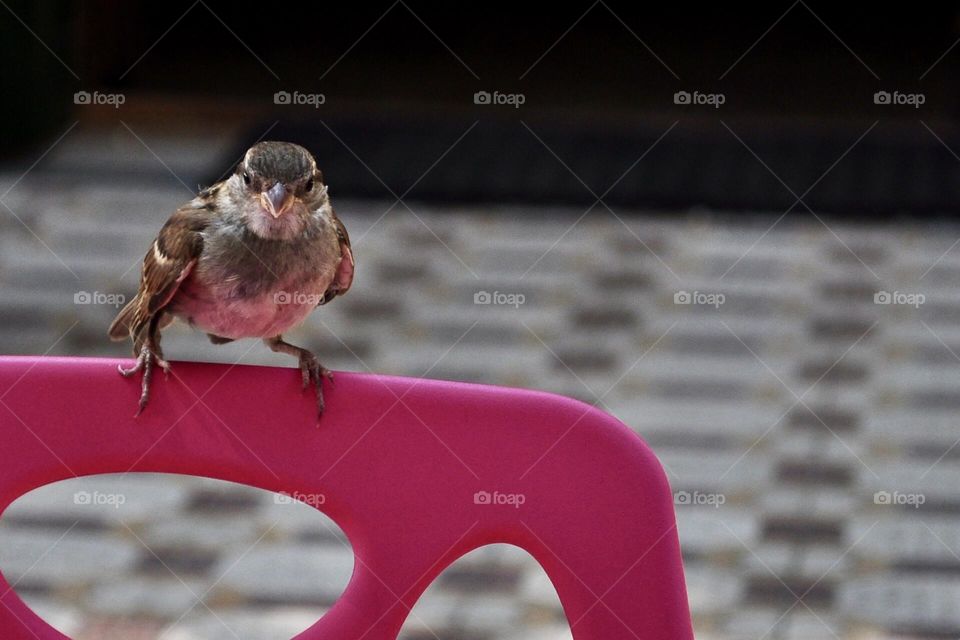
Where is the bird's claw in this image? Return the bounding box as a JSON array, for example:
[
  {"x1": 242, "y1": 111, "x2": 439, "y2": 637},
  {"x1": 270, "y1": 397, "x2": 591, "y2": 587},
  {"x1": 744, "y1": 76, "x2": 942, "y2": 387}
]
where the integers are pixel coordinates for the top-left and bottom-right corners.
[
  {"x1": 118, "y1": 345, "x2": 169, "y2": 416},
  {"x1": 298, "y1": 352, "x2": 333, "y2": 417}
]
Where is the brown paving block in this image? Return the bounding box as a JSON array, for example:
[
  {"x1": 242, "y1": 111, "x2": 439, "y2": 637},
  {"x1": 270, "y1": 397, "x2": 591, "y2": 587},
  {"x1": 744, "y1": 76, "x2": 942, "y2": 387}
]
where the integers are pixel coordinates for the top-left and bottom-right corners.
[
  {"x1": 136, "y1": 547, "x2": 219, "y2": 577},
  {"x1": 762, "y1": 517, "x2": 844, "y2": 545},
  {"x1": 788, "y1": 406, "x2": 860, "y2": 432},
  {"x1": 74, "y1": 618, "x2": 164, "y2": 640},
  {"x1": 776, "y1": 461, "x2": 855, "y2": 487},
  {"x1": 745, "y1": 575, "x2": 834, "y2": 608}
]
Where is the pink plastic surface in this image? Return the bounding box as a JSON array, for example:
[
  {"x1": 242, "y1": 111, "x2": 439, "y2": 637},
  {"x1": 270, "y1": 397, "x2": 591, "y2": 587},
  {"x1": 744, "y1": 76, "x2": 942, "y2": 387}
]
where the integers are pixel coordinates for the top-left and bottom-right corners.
[{"x1": 0, "y1": 356, "x2": 693, "y2": 639}]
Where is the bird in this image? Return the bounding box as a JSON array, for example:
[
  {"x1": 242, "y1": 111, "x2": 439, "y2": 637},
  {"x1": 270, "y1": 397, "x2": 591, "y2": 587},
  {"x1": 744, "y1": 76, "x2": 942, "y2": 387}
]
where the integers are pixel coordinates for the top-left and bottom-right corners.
[{"x1": 108, "y1": 141, "x2": 354, "y2": 417}]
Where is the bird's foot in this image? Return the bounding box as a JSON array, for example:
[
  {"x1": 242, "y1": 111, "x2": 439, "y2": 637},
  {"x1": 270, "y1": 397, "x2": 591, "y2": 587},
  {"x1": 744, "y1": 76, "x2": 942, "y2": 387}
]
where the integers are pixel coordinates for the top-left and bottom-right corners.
[
  {"x1": 118, "y1": 345, "x2": 170, "y2": 415},
  {"x1": 298, "y1": 350, "x2": 334, "y2": 417}
]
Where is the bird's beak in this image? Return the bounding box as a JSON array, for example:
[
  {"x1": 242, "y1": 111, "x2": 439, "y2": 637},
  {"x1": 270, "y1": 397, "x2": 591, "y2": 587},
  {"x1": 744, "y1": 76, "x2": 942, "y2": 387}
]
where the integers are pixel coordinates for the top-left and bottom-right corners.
[{"x1": 261, "y1": 182, "x2": 292, "y2": 218}]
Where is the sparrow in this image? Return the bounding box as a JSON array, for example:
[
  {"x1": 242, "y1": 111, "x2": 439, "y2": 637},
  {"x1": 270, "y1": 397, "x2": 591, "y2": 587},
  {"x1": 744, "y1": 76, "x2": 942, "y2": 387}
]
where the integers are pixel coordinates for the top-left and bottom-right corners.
[{"x1": 108, "y1": 141, "x2": 354, "y2": 417}]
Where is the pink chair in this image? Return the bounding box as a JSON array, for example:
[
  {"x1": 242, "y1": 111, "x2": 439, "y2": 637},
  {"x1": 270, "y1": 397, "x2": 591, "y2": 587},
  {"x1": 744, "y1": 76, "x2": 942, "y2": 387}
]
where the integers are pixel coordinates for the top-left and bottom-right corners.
[{"x1": 0, "y1": 356, "x2": 693, "y2": 639}]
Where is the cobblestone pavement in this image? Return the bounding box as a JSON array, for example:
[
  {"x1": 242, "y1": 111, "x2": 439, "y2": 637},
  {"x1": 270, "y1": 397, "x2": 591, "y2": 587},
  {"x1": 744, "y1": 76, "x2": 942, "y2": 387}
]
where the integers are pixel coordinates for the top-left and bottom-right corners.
[{"x1": 1, "y1": 128, "x2": 960, "y2": 639}]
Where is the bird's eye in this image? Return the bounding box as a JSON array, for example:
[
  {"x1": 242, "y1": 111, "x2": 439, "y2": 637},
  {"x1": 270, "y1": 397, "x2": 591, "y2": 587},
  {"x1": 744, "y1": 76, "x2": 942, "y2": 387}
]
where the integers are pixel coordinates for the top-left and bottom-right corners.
[
  {"x1": 242, "y1": 172, "x2": 251, "y2": 186},
  {"x1": 305, "y1": 178, "x2": 314, "y2": 192}
]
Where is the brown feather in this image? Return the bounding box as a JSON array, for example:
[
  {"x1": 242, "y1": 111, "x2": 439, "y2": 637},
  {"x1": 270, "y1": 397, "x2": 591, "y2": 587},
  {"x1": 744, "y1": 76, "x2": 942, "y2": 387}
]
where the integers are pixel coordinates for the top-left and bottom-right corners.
[
  {"x1": 109, "y1": 203, "x2": 212, "y2": 353},
  {"x1": 108, "y1": 301, "x2": 137, "y2": 341},
  {"x1": 320, "y1": 209, "x2": 354, "y2": 305}
]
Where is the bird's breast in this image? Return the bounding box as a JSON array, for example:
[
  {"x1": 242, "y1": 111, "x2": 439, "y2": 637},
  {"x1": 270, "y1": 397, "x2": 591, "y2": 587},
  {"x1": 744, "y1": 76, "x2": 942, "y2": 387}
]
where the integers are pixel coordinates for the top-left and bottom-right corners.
[{"x1": 167, "y1": 224, "x2": 340, "y2": 339}]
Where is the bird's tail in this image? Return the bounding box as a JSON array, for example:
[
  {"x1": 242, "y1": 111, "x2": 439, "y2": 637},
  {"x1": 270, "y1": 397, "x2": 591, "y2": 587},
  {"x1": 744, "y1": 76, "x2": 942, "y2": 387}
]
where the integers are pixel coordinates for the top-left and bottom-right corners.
[{"x1": 108, "y1": 297, "x2": 138, "y2": 342}]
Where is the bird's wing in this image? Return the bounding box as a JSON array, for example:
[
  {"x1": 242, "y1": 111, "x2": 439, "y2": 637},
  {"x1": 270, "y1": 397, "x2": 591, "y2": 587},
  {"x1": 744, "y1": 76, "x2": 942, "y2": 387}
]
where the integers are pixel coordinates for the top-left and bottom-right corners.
[
  {"x1": 109, "y1": 204, "x2": 211, "y2": 345},
  {"x1": 321, "y1": 210, "x2": 354, "y2": 304}
]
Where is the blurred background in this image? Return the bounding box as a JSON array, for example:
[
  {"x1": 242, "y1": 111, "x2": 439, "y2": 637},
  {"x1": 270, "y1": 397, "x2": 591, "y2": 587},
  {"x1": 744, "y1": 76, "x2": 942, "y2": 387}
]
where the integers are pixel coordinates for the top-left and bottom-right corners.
[{"x1": 1, "y1": 1, "x2": 960, "y2": 638}]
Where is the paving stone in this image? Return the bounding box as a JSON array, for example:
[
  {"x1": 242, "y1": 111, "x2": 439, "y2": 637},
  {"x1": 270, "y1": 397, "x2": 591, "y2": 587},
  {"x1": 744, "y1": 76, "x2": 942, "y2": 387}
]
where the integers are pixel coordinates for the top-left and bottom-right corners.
[
  {"x1": 456, "y1": 595, "x2": 524, "y2": 632},
  {"x1": 775, "y1": 460, "x2": 856, "y2": 488},
  {"x1": 860, "y1": 461, "x2": 960, "y2": 501},
  {"x1": 0, "y1": 327, "x2": 65, "y2": 355},
  {"x1": 256, "y1": 500, "x2": 347, "y2": 542},
  {"x1": 85, "y1": 577, "x2": 205, "y2": 618},
  {"x1": 658, "y1": 449, "x2": 773, "y2": 493},
  {"x1": 73, "y1": 617, "x2": 166, "y2": 640},
  {"x1": 721, "y1": 605, "x2": 798, "y2": 638},
  {"x1": 3, "y1": 473, "x2": 189, "y2": 525},
  {"x1": 0, "y1": 527, "x2": 140, "y2": 585},
  {"x1": 12, "y1": 596, "x2": 84, "y2": 638},
  {"x1": 160, "y1": 606, "x2": 324, "y2": 640},
  {"x1": 657, "y1": 331, "x2": 771, "y2": 358},
  {"x1": 45, "y1": 129, "x2": 234, "y2": 182},
  {"x1": 616, "y1": 398, "x2": 787, "y2": 441},
  {"x1": 782, "y1": 610, "x2": 845, "y2": 639},
  {"x1": 498, "y1": 626, "x2": 572, "y2": 640},
  {"x1": 517, "y1": 565, "x2": 565, "y2": 610},
  {"x1": 137, "y1": 546, "x2": 219, "y2": 578},
  {"x1": 631, "y1": 353, "x2": 787, "y2": 387},
  {"x1": 650, "y1": 314, "x2": 809, "y2": 344},
  {"x1": 685, "y1": 565, "x2": 744, "y2": 614},
  {"x1": 142, "y1": 514, "x2": 263, "y2": 551},
  {"x1": 675, "y1": 509, "x2": 759, "y2": 556},
  {"x1": 402, "y1": 581, "x2": 461, "y2": 633},
  {"x1": 788, "y1": 405, "x2": 862, "y2": 433},
  {"x1": 213, "y1": 544, "x2": 354, "y2": 605},
  {"x1": 809, "y1": 315, "x2": 881, "y2": 342},
  {"x1": 839, "y1": 575, "x2": 960, "y2": 634},
  {"x1": 452, "y1": 544, "x2": 538, "y2": 569},
  {"x1": 849, "y1": 517, "x2": 960, "y2": 566}
]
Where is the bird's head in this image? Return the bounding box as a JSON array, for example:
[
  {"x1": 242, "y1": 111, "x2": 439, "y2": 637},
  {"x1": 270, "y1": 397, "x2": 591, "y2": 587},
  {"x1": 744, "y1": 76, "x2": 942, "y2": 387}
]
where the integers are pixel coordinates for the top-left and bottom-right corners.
[{"x1": 228, "y1": 141, "x2": 327, "y2": 240}]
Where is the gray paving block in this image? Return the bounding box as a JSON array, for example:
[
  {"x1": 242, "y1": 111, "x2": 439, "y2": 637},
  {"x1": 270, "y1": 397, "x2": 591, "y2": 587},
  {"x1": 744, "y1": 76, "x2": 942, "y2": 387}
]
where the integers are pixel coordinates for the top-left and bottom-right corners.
[
  {"x1": 782, "y1": 610, "x2": 845, "y2": 639},
  {"x1": 142, "y1": 514, "x2": 264, "y2": 551},
  {"x1": 10, "y1": 596, "x2": 83, "y2": 637},
  {"x1": 658, "y1": 448, "x2": 773, "y2": 492},
  {"x1": 4, "y1": 473, "x2": 190, "y2": 525},
  {"x1": 457, "y1": 595, "x2": 524, "y2": 632},
  {"x1": 401, "y1": 581, "x2": 460, "y2": 634},
  {"x1": 840, "y1": 575, "x2": 960, "y2": 633},
  {"x1": 675, "y1": 509, "x2": 759, "y2": 556},
  {"x1": 720, "y1": 605, "x2": 798, "y2": 639},
  {"x1": 860, "y1": 461, "x2": 960, "y2": 500},
  {"x1": 256, "y1": 500, "x2": 347, "y2": 543},
  {"x1": 517, "y1": 565, "x2": 565, "y2": 610},
  {"x1": 849, "y1": 517, "x2": 960, "y2": 565},
  {"x1": 614, "y1": 398, "x2": 788, "y2": 441},
  {"x1": 160, "y1": 606, "x2": 325, "y2": 640},
  {"x1": 742, "y1": 542, "x2": 852, "y2": 579},
  {"x1": 85, "y1": 577, "x2": 205, "y2": 618},
  {"x1": 685, "y1": 565, "x2": 745, "y2": 614},
  {"x1": 628, "y1": 353, "x2": 790, "y2": 387},
  {"x1": 498, "y1": 626, "x2": 572, "y2": 640},
  {"x1": 0, "y1": 527, "x2": 140, "y2": 585},
  {"x1": 759, "y1": 488, "x2": 859, "y2": 520},
  {"x1": 213, "y1": 544, "x2": 353, "y2": 604}
]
